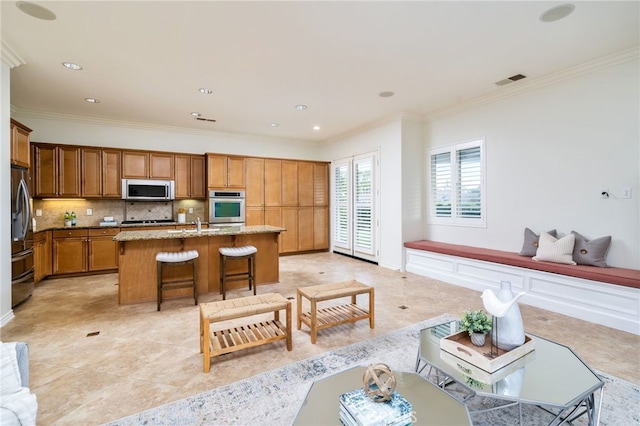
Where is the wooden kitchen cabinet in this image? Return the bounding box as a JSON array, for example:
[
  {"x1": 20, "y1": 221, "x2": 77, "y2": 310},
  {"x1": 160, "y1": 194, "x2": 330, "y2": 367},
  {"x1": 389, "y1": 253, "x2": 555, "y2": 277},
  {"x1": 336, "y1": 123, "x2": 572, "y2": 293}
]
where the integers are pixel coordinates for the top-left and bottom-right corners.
[
  {"x1": 82, "y1": 148, "x2": 102, "y2": 197},
  {"x1": 175, "y1": 154, "x2": 205, "y2": 199},
  {"x1": 122, "y1": 151, "x2": 148, "y2": 179},
  {"x1": 280, "y1": 207, "x2": 299, "y2": 254},
  {"x1": 33, "y1": 144, "x2": 81, "y2": 198},
  {"x1": 281, "y1": 160, "x2": 298, "y2": 206},
  {"x1": 33, "y1": 231, "x2": 51, "y2": 283},
  {"x1": 102, "y1": 149, "x2": 122, "y2": 198},
  {"x1": 245, "y1": 206, "x2": 265, "y2": 226},
  {"x1": 207, "y1": 154, "x2": 245, "y2": 188},
  {"x1": 10, "y1": 119, "x2": 32, "y2": 169},
  {"x1": 313, "y1": 163, "x2": 329, "y2": 206},
  {"x1": 52, "y1": 229, "x2": 88, "y2": 275},
  {"x1": 298, "y1": 162, "x2": 314, "y2": 206},
  {"x1": 150, "y1": 152, "x2": 174, "y2": 179},
  {"x1": 88, "y1": 228, "x2": 119, "y2": 271},
  {"x1": 298, "y1": 207, "x2": 315, "y2": 251},
  {"x1": 79, "y1": 148, "x2": 122, "y2": 198},
  {"x1": 313, "y1": 206, "x2": 329, "y2": 249},
  {"x1": 264, "y1": 159, "x2": 282, "y2": 206},
  {"x1": 245, "y1": 157, "x2": 264, "y2": 206},
  {"x1": 122, "y1": 151, "x2": 174, "y2": 179}
]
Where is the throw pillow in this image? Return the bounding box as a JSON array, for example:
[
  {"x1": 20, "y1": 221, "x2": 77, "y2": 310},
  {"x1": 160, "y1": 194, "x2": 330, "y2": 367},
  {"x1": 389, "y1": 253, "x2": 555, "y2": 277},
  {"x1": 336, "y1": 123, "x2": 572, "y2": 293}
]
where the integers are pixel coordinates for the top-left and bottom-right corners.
[
  {"x1": 571, "y1": 231, "x2": 611, "y2": 267},
  {"x1": 518, "y1": 228, "x2": 558, "y2": 257},
  {"x1": 533, "y1": 232, "x2": 577, "y2": 265}
]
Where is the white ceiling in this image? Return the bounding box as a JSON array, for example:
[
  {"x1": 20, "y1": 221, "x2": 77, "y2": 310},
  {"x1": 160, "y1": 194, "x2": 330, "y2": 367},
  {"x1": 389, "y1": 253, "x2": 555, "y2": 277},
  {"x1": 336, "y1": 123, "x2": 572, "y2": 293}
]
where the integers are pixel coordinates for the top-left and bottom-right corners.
[{"x1": 2, "y1": 1, "x2": 639, "y2": 143}]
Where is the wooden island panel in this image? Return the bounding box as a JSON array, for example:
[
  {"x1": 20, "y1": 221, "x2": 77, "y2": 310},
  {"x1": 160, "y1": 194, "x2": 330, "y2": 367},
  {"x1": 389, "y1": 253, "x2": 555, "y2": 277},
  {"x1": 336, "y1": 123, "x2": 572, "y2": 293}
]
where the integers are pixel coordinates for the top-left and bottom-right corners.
[{"x1": 115, "y1": 226, "x2": 282, "y2": 305}]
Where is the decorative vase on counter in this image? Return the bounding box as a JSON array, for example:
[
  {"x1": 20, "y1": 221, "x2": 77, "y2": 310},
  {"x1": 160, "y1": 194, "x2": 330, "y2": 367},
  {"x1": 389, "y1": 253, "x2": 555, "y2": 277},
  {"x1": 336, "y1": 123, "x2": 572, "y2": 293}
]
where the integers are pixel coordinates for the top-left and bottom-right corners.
[
  {"x1": 470, "y1": 332, "x2": 486, "y2": 347},
  {"x1": 491, "y1": 281, "x2": 525, "y2": 350}
]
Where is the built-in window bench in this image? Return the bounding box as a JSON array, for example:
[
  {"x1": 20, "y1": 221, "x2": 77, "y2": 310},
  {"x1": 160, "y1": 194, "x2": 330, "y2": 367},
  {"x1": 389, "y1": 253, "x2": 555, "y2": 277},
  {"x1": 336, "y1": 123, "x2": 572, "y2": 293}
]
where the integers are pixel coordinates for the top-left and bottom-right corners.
[{"x1": 404, "y1": 240, "x2": 640, "y2": 335}]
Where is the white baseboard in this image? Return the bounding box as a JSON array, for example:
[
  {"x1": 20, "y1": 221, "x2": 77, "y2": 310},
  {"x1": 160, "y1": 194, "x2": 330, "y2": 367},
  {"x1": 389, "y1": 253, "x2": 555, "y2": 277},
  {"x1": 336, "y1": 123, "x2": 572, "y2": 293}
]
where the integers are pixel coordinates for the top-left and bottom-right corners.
[
  {"x1": 405, "y1": 248, "x2": 640, "y2": 336},
  {"x1": 0, "y1": 309, "x2": 15, "y2": 328}
]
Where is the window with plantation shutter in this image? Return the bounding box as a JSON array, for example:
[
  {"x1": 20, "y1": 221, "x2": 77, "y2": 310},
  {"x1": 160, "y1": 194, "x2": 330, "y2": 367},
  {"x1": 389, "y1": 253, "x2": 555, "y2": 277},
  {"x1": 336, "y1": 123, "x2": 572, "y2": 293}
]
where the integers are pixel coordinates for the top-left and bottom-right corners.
[{"x1": 428, "y1": 139, "x2": 485, "y2": 227}]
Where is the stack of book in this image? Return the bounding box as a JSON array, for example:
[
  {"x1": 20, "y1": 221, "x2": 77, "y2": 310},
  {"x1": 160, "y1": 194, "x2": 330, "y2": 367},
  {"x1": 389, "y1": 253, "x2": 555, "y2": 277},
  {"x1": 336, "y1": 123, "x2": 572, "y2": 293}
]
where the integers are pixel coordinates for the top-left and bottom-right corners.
[{"x1": 339, "y1": 387, "x2": 413, "y2": 426}]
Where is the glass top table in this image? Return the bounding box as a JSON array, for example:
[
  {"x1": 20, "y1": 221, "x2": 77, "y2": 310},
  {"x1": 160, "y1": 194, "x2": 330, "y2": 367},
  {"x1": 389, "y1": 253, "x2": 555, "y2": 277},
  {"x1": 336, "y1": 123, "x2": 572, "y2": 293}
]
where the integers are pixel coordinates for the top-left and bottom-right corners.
[
  {"x1": 415, "y1": 320, "x2": 604, "y2": 426},
  {"x1": 294, "y1": 366, "x2": 472, "y2": 425}
]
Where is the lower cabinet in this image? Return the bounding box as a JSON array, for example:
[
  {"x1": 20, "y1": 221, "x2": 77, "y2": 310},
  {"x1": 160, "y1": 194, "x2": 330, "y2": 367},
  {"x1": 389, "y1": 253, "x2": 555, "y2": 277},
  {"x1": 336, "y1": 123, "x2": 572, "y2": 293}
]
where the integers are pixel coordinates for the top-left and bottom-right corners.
[
  {"x1": 34, "y1": 231, "x2": 52, "y2": 283},
  {"x1": 52, "y1": 229, "x2": 88, "y2": 274},
  {"x1": 88, "y1": 228, "x2": 119, "y2": 271},
  {"x1": 52, "y1": 228, "x2": 120, "y2": 275}
]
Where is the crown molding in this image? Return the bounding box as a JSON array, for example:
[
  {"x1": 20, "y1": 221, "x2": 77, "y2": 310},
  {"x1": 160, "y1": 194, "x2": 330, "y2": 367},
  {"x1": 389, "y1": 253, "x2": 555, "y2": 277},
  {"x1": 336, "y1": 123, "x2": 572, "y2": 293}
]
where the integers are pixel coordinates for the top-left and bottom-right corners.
[
  {"x1": 324, "y1": 111, "x2": 425, "y2": 144},
  {"x1": 1, "y1": 40, "x2": 26, "y2": 68},
  {"x1": 425, "y1": 46, "x2": 640, "y2": 122},
  {"x1": 12, "y1": 107, "x2": 321, "y2": 146}
]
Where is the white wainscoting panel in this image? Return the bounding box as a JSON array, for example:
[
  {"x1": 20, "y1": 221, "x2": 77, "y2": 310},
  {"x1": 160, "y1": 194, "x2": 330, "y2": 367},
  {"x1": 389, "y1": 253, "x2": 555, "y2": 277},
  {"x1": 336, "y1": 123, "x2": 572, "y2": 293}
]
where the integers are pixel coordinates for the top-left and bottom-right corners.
[{"x1": 405, "y1": 248, "x2": 640, "y2": 335}]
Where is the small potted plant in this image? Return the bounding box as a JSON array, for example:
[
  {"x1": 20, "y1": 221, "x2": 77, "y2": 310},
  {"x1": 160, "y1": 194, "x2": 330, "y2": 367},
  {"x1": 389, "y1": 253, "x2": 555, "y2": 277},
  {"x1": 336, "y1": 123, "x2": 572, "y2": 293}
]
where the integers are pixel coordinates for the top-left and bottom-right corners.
[{"x1": 459, "y1": 309, "x2": 492, "y2": 346}]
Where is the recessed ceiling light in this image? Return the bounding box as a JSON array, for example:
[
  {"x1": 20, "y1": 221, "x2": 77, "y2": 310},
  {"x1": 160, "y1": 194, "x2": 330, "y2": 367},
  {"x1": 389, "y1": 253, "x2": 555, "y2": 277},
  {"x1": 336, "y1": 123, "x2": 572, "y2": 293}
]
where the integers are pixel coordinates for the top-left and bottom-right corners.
[
  {"x1": 313, "y1": 126, "x2": 320, "y2": 131},
  {"x1": 16, "y1": 1, "x2": 56, "y2": 20},
  {"x1": 199, "y1": 88, "x2": 213, "y2": 94},
  {"x1": 540, "y1": 4, "x2": 575, "y2": 23},
  {"x1": 85, "y1": 98, "x2": 100, "y2": 103},
  {"x1": 191, "y1": 112, "x2": 201, "y2": 117},
  {"x1": 270, "y1": 123, "x2": 279, "y2": 127},
  {"x1": 379, "y1": 91, "x2": 394, "y2": 98},
  {"x1": 295, "y1": 105, "x2": 308, "y2": 111},
  {"x1": 62, "y1": 62, "x2": 82, "y2": 70}
]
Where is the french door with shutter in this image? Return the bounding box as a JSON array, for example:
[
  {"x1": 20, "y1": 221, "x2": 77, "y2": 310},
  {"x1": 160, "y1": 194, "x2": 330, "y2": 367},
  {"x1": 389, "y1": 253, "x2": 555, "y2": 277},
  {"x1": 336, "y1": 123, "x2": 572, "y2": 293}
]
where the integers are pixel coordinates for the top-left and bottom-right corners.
[{"x1": 331, "y1": 151, "x2": 378, "y2": 263}]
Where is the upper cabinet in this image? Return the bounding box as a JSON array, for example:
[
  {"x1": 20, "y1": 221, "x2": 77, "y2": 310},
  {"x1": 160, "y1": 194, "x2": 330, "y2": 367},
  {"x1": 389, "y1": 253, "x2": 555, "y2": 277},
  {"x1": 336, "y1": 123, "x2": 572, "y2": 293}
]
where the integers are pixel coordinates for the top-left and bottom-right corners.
[
  {"x1": 264, "y1": 159, "x2": 282, "y2": 206},
  {"x1": 122, "y1": 151, "x2": 174, "y2": 179},
  {"x1": 175, "y1": 154, "x2": 206, "y2": 199},
  {"x1": 82, "y1": 148, "x2": 121, "y2": 198},
  {"x1": 10, "y1": 119, "x2": 32, "y2": 169},
  {"x1": 33, "y1": 143, "x2": 81, "y2": 198},
  {"x1": 206, "y1": 154, "x2": 245, "y2": 188}
]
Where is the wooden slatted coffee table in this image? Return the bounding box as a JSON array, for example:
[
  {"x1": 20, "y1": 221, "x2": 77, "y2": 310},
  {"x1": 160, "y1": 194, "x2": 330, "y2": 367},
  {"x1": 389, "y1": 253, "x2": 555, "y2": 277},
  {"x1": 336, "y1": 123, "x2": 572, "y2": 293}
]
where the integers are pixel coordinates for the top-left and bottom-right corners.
[
  {"x1": 199, "y1": 292, "x2": 292, "y2": 372},
  {"x1": 297, "y1": 280, "x2": 374, "y2": 344}
]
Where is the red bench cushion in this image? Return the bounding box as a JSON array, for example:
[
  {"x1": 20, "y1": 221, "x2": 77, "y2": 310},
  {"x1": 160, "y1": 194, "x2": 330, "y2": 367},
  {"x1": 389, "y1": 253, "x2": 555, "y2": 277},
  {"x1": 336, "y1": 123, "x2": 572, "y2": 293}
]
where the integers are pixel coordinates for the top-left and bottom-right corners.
[{"x1": 404, "y1": 240, "x2": 640, "y2": 289}]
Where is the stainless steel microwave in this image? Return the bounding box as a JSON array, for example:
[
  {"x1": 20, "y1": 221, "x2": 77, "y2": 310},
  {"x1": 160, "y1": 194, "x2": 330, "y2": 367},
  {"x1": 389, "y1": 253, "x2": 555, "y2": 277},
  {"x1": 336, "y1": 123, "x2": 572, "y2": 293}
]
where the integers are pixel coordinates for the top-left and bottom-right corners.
[{"x1": 121, "y1": 179, "x2": 175, "y2": 200}]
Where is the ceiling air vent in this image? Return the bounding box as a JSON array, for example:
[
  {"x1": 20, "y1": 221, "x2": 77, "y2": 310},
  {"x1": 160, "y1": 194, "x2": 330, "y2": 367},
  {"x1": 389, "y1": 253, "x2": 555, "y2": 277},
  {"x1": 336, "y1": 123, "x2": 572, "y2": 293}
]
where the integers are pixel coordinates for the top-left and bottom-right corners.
[
  {"x1": 195, "y1": 117, "x2": 217, "y2": 123},
  {"x1": 495, "y1": 74, "x2": 527, "y2": 86}
]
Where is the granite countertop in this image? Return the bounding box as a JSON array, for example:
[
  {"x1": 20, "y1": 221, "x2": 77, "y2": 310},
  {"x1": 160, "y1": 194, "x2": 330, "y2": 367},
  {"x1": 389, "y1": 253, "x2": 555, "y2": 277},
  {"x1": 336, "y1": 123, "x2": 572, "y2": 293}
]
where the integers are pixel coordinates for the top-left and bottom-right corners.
[
  {"x1": 113, "y1": 225, "x2": 286, "y2": 241},
  {"x1": 35, "y1": 222, "x2": 199, "y2": 232}
]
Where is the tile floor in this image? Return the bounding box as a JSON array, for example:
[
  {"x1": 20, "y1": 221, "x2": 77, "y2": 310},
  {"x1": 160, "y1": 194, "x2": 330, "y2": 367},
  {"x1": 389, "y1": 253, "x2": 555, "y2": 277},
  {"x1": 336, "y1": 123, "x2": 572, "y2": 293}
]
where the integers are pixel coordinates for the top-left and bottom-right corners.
[{"x1": 2, "y1": 252, "x2": 638, "y2": 424}]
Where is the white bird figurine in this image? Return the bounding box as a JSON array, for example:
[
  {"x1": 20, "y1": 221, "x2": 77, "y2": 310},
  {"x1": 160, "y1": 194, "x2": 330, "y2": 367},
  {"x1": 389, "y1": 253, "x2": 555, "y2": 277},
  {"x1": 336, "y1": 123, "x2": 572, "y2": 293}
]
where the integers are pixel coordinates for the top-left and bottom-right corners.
[{"x1": 481, "y1": 289, "x2": 526, "y2": 318}]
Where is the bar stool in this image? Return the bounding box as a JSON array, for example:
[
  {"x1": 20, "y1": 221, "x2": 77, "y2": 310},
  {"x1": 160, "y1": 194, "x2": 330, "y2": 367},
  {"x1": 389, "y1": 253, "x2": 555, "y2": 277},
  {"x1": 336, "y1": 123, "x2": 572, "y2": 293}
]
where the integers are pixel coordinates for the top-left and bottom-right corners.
[
  {"x1": 156, "y1": 250, "x2": 199, "y2": 311},
  {"x1": 219, "y1": 245, "x2": 257, "y2": 300}
]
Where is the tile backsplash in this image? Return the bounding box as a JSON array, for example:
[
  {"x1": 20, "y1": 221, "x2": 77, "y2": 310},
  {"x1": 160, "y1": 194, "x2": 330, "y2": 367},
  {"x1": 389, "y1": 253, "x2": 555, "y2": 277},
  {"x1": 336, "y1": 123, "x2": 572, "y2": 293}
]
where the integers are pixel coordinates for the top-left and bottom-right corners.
[
  {"x1": 124, "y1": 201, "x2": 173, "y2": 222},
  {"x1": 33, "y1": 199, "x2": 206, "y2": 229}
]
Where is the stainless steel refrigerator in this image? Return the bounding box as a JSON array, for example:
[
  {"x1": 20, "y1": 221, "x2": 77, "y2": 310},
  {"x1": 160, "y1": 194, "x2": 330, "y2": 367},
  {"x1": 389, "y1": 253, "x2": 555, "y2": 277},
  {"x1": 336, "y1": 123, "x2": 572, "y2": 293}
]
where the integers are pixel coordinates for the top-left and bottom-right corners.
[{"x1": 11, "y1": 166, "x2": 34, "y2": 307}]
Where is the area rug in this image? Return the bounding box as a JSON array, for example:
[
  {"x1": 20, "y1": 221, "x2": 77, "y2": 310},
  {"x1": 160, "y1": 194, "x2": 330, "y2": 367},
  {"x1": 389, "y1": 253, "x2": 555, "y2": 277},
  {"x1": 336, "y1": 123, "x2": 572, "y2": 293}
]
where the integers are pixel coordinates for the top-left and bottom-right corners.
[{"x1": 105, "y1": 314, "x2": 639, "y2": 425}]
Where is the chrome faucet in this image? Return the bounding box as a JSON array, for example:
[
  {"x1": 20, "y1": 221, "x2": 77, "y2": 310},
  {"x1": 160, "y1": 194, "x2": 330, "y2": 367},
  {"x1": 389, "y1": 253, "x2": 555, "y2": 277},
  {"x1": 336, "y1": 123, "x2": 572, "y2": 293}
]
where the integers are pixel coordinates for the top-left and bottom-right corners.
[{"x1": 196, "y1": 217, "x2": 202, "y2": 233}]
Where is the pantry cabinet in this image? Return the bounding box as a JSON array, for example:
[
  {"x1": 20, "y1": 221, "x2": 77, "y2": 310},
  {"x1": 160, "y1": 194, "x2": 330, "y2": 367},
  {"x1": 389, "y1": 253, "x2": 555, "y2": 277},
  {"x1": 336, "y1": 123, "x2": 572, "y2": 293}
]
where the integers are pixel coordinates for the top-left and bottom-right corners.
[
  {"x1": 281, "y1": 160, "x2": 298, "y2": 206},
  {"x1": 10, "y1": 119, "x2": 32, "y2": 169},
  {"x1": 245, "y1": 158, "x2": 264, "y2": 206},
  {"x1": 264, "y1": 159, "x2": 282, "y2": 206},
  {"x1": 33, "y1": 144, "x2": 81, "y2": 198},
  {"x1": 175, "y1": 154, "x2": 205, "y2": 199}
]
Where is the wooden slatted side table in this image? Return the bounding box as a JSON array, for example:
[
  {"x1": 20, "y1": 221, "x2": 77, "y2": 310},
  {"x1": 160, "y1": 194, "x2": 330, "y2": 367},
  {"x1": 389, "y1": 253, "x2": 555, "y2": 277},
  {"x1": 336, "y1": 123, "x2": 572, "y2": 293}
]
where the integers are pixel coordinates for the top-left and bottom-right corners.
[
  {"x1": 296, "y1": 280, "x2": 375, "y2": 344},
  {"x1": 199, "y1": 292, "x2": 292, "y2": 372}
]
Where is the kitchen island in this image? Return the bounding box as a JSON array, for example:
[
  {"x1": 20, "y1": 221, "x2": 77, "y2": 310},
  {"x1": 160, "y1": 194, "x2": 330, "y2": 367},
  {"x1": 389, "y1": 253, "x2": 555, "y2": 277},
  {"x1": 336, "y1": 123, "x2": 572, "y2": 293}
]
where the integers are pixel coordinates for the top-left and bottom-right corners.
[{"x1": 114, "y1": 225, "x2": 285, "y2": 305}]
